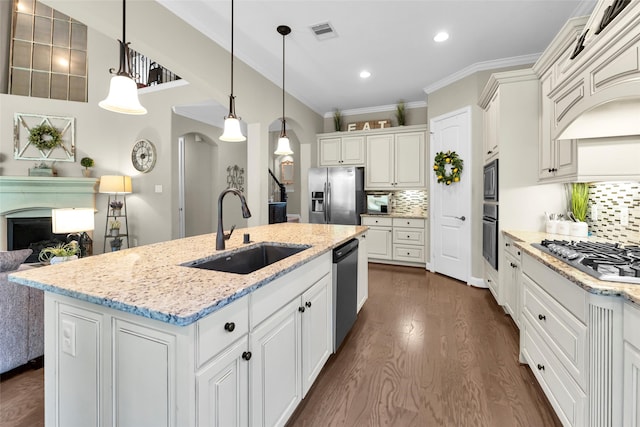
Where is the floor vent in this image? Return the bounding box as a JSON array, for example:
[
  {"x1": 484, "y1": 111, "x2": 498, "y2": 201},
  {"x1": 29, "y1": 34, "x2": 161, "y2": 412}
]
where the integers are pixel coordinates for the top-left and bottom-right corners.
[{"x1": 310, "y1": 22, "x2": 337, "y2": 40}]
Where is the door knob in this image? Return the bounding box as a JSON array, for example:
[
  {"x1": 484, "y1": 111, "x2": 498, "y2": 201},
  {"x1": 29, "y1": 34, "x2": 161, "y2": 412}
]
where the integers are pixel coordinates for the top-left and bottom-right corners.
[{"x1": 456, "y1": 216, "x2": 466, "y2": 221}]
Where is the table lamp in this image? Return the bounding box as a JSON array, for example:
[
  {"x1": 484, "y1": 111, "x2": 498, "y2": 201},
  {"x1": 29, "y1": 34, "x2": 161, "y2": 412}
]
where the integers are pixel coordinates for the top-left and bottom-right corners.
[
  {"x1": 99, "y1": 175, "x2": 132, "y2": 194},
  {"x1": 52, "y1": 208, "x2": 95, "y2": 258}
]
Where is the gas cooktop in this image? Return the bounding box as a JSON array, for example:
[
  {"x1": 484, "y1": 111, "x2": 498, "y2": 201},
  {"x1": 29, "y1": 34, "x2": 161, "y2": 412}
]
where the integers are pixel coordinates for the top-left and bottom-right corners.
[{"x1": 531, "y1": 239, "x2": 640, "y2": 285}]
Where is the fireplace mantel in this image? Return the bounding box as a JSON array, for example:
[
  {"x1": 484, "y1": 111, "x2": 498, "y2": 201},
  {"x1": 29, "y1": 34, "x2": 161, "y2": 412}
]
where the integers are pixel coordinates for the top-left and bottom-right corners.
[{"x1": 0, "y1": 176, "x2": 98, "y2": 216}]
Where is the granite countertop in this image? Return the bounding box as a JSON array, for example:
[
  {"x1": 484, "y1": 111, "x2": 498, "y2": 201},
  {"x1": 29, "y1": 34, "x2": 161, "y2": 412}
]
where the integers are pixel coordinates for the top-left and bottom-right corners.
[
  {"x1": 9, "y1": 223, "x2": 367, "y2": 326},
  {"x1": 504, "y1": 230, "x2": 640, "y2": 305},
  {"x1": 361, "y1": 212, "x2": 427, "y2": 219}
]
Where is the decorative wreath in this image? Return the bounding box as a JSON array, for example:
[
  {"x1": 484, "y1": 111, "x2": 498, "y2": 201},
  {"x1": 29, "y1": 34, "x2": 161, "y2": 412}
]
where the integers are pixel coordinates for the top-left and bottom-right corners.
[
  {"x1": 29, "y1": 124, "x2": 62, "y2": 151},
  {"x1": 433, "y1": 150, "x2": 464, "y2": 185}
]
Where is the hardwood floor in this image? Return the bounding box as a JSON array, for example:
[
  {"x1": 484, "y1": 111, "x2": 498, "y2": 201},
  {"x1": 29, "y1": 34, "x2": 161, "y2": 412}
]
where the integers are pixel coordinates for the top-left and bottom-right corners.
[
  {"x1": 0, "y1": 264, "x2": 561, "y2": 427},
  {"x1": 287, "y1": 264, "x2": 562, "y2": 427}
]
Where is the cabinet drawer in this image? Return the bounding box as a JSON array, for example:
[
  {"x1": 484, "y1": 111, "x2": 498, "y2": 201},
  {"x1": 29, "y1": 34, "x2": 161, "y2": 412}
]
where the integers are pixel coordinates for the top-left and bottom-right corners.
[
  {"x1": 393, "y1": 227, "x2": 424, "y2": 245},
  {"x1": 362, "y1": 216, "x2": 392, "y2": 227},
  {"x1": 522, "y1": 274, "x2": 587, "y2": 389},
  {"x1": 196, "y1": 297, "x2": 249, "y2": 368},
  {"x1": 392, "y1": 218, "x2": 424, "y2": 228},
  {"x1": 522, "y1": 317, "x2": 587, "y2": 427},
  {"x1": 393, "y1": 244, "x2": 424, "y2": 262},
  {"x1": 503, "y1": 235, "x2": 521, "y2": 259}
]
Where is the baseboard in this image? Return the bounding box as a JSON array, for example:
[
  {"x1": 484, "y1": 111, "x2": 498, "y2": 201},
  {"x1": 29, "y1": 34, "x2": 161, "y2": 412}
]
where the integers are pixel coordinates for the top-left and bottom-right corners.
[{"x1": 467, "y1": 275, "x2": 488, "y2": 289}]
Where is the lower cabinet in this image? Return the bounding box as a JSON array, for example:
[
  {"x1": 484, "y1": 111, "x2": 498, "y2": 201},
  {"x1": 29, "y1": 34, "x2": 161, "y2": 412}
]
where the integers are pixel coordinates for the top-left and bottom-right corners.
[
  {"x1": 503, "y1": 235, "x2": 522, "y2": 327},
  {"x1": 624, "y1": 302, "x2": 640, "y2": 427},
  {"x1": 357, "y1": 232, "x2": 369, "y2": 312},
  {"x1": 362, "y1": 216, "x2": 426, "y2": 266},
  {"x1": 196, "y1": 336, "x2": 250, "y2": 427}
]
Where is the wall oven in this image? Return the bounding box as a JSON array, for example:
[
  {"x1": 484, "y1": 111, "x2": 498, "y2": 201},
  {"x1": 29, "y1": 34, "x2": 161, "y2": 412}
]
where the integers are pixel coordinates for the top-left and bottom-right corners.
[
  {"x1": 483, "y1": 159, "x2": 498, "y2": 202},
  {"x1": 482, "y1": 203, "x2": 498, "y2": 270}
]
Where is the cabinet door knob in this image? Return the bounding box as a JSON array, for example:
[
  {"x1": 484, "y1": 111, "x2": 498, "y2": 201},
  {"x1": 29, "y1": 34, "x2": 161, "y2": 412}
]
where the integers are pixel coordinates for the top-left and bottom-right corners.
[
  {"x1": 299, "y1": 306, "x2": 306, "y2": 313},
  {"x1": 242, "y1": 351, "x2": 252, "y2": 361},
  {"x1": 537, "y1": 364, "x2": 545, "y2": 371},
  {"x1": 487, "y1": 150, "x2": 493, "y2": 155},
  {"x1": 538, "y1": 314, "x2": 546, "y2": 321},
  {"x1": 510, "y1": 262, "x2": 517, "y2": 268},
  {"x1": 407, "y1": 235, "x2": 411, "y2": 238},
  {"x1": 517, "y1": 251, "x2": 521, "y2": 256},
  {"x1": 305, "y1": 301, "x2": 312, "y2": 308},
  {"x1": 224, "y1": 322, "x2": 236, "y2": 332},
  {"x1": 505, "y1": 243, "x2": 511, "y2": 247}
]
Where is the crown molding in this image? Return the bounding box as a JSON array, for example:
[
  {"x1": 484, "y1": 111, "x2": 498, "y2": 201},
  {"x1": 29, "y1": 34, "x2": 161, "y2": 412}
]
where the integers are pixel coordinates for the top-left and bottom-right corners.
[
  {"x1": 323, "y1": 100, "x2": 427, "y2": 118},
  {"x1": 422, "y1": 53, "x2": 540, "y2": 95}
]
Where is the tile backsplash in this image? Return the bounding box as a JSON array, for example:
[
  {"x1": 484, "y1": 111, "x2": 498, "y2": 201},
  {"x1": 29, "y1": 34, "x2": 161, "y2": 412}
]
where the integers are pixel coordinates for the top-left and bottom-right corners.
[
  {"x1": 587, "y1": 182, "x2": 639, "y2": 245},
  {"x1": 367, "y1": 190, "x2": 428, "y2": 216}
]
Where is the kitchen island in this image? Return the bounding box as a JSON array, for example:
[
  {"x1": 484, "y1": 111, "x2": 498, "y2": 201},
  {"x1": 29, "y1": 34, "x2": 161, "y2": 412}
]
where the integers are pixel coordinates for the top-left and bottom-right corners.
[{"x1": 9, "y1": 223, "x2": 367, "y2": 427}]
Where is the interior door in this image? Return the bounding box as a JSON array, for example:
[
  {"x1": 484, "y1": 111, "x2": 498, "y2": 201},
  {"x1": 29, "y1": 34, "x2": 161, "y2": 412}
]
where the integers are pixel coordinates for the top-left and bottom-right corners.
[{"x1": 430, "y1": 107, "x2": 471, "y2": 282}]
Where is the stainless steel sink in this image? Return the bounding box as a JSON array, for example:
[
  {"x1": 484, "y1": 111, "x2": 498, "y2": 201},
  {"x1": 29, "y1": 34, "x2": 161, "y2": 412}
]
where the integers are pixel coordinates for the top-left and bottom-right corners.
[{"x1": 183, "y1": 242, "x2": 310, "y2": 275}]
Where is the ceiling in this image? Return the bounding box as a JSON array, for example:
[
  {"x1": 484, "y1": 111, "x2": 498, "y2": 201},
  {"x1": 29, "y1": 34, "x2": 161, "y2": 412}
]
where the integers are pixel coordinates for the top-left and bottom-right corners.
[{"x1": 159, "y1": 0, "x2": 596, "y2": 116}]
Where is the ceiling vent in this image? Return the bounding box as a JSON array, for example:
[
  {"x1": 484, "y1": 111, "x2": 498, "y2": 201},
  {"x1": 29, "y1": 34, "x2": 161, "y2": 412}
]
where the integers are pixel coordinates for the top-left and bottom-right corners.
[{"x1": 310, "y1": 22, "x2": 337, "y2": 41}]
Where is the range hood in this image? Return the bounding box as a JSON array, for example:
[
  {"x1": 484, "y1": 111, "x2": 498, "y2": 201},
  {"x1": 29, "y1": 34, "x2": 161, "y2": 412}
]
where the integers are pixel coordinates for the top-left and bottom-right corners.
[{"x1": 558, "y1": 98, "x2": 640, "y2": 140}]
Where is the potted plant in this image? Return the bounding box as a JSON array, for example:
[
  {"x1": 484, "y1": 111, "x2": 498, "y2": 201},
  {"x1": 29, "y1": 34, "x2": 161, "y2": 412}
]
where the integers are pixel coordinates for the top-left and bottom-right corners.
[
  {"x1": 38, "y1": 242, "x2": 78, "y2": 265},
  {"x1": 80, "y1": 157, "x2": 94, "y2": 177},
  {"x1": 569, "y1": 182, "x2": 589, "y2": 237},
  {"x1": 110, "y1": 237, "x2": 123, "y2": 252},
  {"x1": 109, "y1": 220, "x2": 121, "y2": 236},
  {"x1": 109, "y1": 200, "x2": 123, "y2": 216},
  {"x1": 333, "y1": 109, "x2": 342, "y2": 132},
  {"x1": 395, "y1": 100, "x2": 406, "y2": 126},
  {"x1": 28, "y1": 161, "x2": 56, "y2": 177}
]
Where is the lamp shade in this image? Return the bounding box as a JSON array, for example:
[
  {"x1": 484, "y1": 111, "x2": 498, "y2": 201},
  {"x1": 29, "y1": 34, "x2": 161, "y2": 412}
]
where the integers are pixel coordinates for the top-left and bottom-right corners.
[
  {"x1": 274, "y1": 136, "x2": 293, "y2": 155},
  {"x1": 99, "y1": 75, "x2": 147, "y2": 115},
  {"x1": 99, "y1": 175, "x2": 132, "y2": 194},
  {"x1": 52, "y1": 208, "x2": 95, "y2": 233},
  {"x1": 220, "y1": 117, "x2": 246, "y2": 142}
]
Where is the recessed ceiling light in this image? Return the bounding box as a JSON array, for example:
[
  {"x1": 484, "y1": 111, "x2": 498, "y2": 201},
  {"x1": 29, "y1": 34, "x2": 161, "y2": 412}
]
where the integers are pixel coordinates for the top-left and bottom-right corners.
[
  {"x1": 360, "y1": 70, "x2": 371, "y2": 79},
  {"x1": 434, "y1": 31, "x2": 449, "y2": 42}
]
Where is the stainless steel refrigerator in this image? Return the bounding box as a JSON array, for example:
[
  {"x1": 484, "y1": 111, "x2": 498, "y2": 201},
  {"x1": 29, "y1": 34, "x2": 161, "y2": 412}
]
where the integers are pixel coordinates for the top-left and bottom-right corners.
[{"x1": 308, "y1": 167, "x2": 365, "y2": 225}]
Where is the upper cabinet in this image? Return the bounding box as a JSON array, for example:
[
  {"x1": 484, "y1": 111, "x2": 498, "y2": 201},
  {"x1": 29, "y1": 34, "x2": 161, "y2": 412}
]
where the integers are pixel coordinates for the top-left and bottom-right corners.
[
  {"x1": 533, "y1": 8, "x2": 640, "y2": 182},
  {"x1": 365, "y1": 127, "x2": 426, "y2": 190},
  {"x1": 482, "y1": 89, "x2": 500, "y2": 163},
  {"x1": 318, "y1": 136, "x2": 365, "y2": 166}
]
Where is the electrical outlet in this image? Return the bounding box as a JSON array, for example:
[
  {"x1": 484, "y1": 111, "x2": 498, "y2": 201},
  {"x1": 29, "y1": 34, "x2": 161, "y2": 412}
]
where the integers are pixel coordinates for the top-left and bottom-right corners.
[
  {"x1": 61, "y1": 319, "x2": 76, "y2": 357},
  {"x1": 591, "y1": 204, "x2": 598, "y2": 221},
  {"x1": 620, "y1": 206, "x2": 629, "y2": 226}
]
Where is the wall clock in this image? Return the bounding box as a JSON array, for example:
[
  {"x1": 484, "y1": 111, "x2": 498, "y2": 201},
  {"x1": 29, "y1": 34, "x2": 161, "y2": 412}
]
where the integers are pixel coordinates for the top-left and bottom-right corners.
[{"x1": 131, "y1": 139, "x2": 156, "y2": 173}]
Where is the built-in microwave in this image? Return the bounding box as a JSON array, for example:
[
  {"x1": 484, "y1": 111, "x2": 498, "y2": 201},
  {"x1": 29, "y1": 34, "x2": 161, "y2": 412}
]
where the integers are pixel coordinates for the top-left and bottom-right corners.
[{"x1": 483, "y1": 159, "x2": 498, "y2": 202}]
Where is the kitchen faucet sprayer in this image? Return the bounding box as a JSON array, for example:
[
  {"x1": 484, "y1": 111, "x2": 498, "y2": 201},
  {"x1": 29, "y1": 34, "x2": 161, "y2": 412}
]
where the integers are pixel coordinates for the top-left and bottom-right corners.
[{"x1": 216, "y1": 188, "x2": 252, "y2": 250}]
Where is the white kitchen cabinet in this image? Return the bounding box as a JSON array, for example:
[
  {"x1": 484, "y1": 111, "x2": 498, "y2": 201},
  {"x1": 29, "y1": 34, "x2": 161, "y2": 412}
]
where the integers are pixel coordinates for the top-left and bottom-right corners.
[
  {"x1": 365, "y1": 130, "x2": 425, "y2": 190},
  {"x1": 538, "y1": 69, "x2": 578, "y2": 182},
  {"x1": 196, "y1": 336, "x2": 249, "y2": 427},
  {"x1": 362, "y1": 216, "x2": 392, "y2": 260},
  {"x1": 503, "y1": 235, "x2": 522, "y2": 328},
  {"x1": 301, "y1": 275, "x2": 332, "y2": 395},
  {"x1": 357, "y1": 232, "x2": 369, "y2": 312},
  {"x1": 483, "y1": 89, "x2": 499, "y2": 162},
  {"x1": 485, "y1": 261, "x2": 500, "y2": 305},
  {"x1": 318, "y1": 136, "x2": 365, "y2": 166},
  {"x1": 624, "y1": 302, "x2": 640, "y2": 427}
]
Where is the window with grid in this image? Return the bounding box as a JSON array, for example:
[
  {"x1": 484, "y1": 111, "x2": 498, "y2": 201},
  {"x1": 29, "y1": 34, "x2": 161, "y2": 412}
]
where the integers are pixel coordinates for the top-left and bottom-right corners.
[{"x1": 9, "y1": 0, "x2": 87, "y2": 102}]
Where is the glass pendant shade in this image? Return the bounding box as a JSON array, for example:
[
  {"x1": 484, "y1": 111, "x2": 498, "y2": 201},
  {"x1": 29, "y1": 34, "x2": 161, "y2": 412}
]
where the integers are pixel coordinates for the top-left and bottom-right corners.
[
  {"x1": 220, "y1": 116, "x2": 246, "y2": 142},
  {"x1": 274, "y1": 135, "x2": 293, "y2": 155},
  {"x1": 99, "y1": 75, "x2": 147, "y2": 115}
]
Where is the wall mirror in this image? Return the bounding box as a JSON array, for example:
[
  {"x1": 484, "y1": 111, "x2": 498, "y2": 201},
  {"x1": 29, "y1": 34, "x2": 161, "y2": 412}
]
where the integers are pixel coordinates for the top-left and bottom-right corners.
[{"x1": 280, "y1": 160, "x2": 294, "y2": 184}]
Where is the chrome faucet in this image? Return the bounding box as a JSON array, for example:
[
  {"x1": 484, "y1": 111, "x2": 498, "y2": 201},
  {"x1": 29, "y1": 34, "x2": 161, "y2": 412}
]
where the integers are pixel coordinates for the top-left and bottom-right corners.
[{"x1": 216, "y1": 188, "x2": 252, "y2": 250}]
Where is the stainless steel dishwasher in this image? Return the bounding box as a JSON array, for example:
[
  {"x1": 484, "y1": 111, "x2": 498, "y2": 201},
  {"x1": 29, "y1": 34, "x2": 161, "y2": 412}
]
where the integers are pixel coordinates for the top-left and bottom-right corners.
[{"x1": 332, "y1": 238, "x2": 359, "y2": 352}]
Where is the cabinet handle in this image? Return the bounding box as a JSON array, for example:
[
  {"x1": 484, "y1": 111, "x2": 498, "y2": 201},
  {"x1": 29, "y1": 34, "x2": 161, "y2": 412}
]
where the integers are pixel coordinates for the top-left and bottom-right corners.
[
  {"x1": 487, "y1": 150, "x2": 493, "y2": 155},
  {"x1": 505, "y1": 243, "x2": 511, "y2": 247},
  {"x1": 242, "y1": 351, "x2": 252, "y2": 361},
  {"x1": 224, "y1": 322, "x2": 236, "y2": 332},
  {"x1": 537, "y1": 364, "x2": 545, "y2": 371},
  {"x1": 487, "y1": 279, "x2": 492, "y2": 283},
  {"x1": 517, "y1": 251, "x2": 521, "y2": 256},
  {"x1": 510, "y1": 262, "x2": 517, "y2": 268},
  {"x1": 299, "y1": 306, "x2": 305, "y2": 313},
  {"x1": 538, "y1": 314, "x2": 546, "y2": 321},
  {"x1": 407, "y1": 235, "x2": 411, "y2": 238},
  {"x1": 305, "y1": 301, "x2": 312, "y2": 308}
]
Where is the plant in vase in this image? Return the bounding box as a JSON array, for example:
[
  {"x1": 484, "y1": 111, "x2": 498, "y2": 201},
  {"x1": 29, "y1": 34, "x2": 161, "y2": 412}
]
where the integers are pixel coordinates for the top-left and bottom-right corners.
[
  {"x1": 38, "y1": 242, "x2": 78, "y2": 265},
  {"x1": 569, "y1": 182, "x2": 589, "y2": 237},
  {"x1": 109, "y1": 200, "x2": 123, "y2": 216},
  {"x1": 395, "y1": 100, "x2": 406, "y2": 126},
  {"x1": 80, "y1": 157, "x2": 94, "y2": 177},
  {"x1": 109, "y1": 220, "x2": 121, "y2": 237}
]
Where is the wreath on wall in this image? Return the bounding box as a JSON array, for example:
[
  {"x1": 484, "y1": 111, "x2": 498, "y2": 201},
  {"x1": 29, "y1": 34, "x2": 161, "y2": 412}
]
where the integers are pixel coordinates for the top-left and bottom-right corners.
[
  {"x1": 29, "y1": 124, "x2": 62, "y2": 151},
  {"x1": 433, "y1": 150, "x2": 463, "y2": 185}
]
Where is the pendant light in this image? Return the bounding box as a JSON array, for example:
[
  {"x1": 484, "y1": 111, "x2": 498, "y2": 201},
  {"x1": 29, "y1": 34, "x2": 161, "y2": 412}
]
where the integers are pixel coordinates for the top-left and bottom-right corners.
[
  {"x1": 274, "y1": 25, "x2": 293, "y2": 156},
  {"x1": 220, "y1": 0, "x2": 246, "y2": 142},
  {"x1": 99, "y1": 0, "x2": 147, "y2": 115}
]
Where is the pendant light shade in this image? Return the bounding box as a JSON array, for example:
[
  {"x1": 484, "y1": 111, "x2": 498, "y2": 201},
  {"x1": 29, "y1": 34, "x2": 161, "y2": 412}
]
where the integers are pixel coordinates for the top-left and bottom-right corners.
[
  {"x1": 99, "y1": 0, "x2": 147, "y2": 115},
  {"x1": 274, "y1": 25, "x2": 293, "y2": 156},
  {"x1": 220, "y1": 0, "x2": 246, "y2": 142}
]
